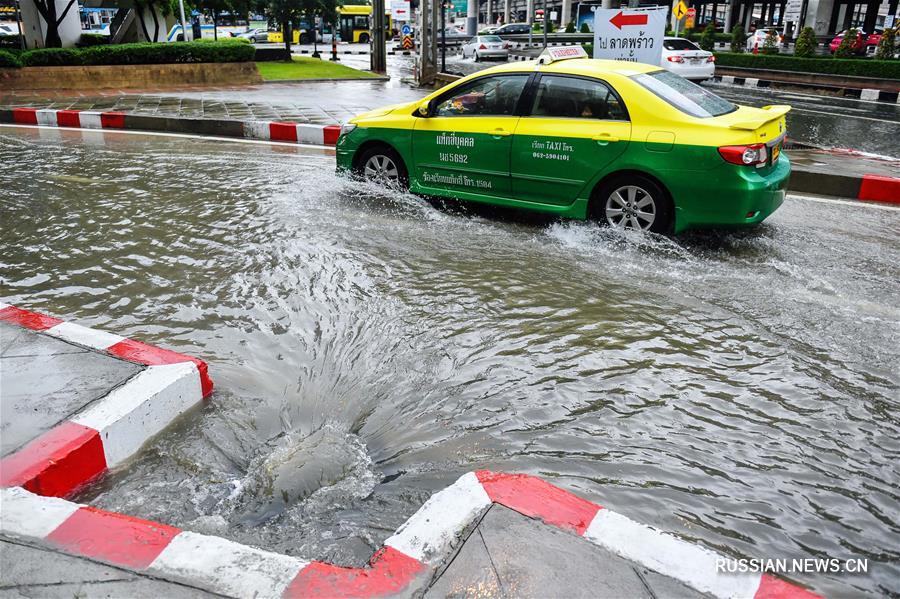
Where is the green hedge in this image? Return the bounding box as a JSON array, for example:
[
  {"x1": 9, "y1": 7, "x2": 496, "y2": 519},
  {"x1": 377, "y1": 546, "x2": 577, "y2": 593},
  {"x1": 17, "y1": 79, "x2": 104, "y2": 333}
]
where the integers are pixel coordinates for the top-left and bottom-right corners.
[
  {"x1": 0, "y1": 48, "x2": 23, "y2": 68},
  {"x1": 714, "y1": 52, "x2": 900, "y2": 79},
  {"x1": 17, "y1": 40, "x2": 255, "y2": 68},
  {"x1": 78, "y1": 33, "x2": 109, "y2": 47}
]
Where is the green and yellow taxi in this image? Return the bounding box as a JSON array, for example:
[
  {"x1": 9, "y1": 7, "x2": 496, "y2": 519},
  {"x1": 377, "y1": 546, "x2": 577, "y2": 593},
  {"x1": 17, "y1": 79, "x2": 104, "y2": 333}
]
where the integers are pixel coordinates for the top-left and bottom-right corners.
[{"x1": 335, "y1": 47, "x2": 791, "y2": 234}]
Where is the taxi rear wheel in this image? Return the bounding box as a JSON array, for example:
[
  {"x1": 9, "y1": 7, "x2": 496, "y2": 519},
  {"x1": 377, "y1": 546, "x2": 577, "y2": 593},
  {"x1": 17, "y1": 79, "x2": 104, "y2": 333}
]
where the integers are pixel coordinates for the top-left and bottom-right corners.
[
  {"x1": 356, "y1": 145, "x2": 408, "y2": 187},
  {"x1": 595, "y1": 175, "x2": 672, "y2": 234}
]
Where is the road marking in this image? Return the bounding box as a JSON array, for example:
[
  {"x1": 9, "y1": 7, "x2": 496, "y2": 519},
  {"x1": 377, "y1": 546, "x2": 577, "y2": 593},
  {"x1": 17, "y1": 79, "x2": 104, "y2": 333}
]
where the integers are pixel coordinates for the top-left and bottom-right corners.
[{"x1": 787, "y1": 193, "x2": 900, "y2": 211}]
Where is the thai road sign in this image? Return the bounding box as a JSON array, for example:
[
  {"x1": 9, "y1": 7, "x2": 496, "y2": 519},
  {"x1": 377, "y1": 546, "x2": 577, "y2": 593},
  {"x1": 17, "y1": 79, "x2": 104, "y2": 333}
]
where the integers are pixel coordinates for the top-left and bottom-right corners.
[
  {"x1": 401, "y1": 23, "x2": 412, "y2": 36},
  {"x1": 685, "y1": 7, "x2": 695, "y2": 28},
  {"x1": 592, "y1": 6, "x2": 667, "y2": 65},
  {"x1": 390, "y1": 0, "x2": 411, "y2": 21},
  {"x1": 402, "y1": 34, "x2": 414, "y2": 49},
  {"x1": 673, "y1": 1, "x2": 688, "y2": 20}
]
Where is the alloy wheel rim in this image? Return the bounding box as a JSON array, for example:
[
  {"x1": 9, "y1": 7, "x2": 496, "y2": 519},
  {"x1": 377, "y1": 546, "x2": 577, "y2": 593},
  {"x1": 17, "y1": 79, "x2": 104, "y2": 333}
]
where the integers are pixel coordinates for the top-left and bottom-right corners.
[
  {"x1": 605, "y1": 185, "x2": 656, "y2": 231},
  {"x1": 363, "y1": 155, "x2": 400, "y2": 182}
]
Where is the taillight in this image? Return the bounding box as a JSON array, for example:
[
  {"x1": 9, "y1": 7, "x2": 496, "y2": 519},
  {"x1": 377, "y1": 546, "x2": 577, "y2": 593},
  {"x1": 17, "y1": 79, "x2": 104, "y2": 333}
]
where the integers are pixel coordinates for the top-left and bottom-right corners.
[
  {"x1": 707, "y1": 55, "x2": 716, "y2": 62},
  {"x1": 503, "y1": 42, "x2": 509, "y2": 48},
  {"x1": 718, "y1": 143, "x2": 768, "y2": 167},
  {"x1": 667, "y1": 55, "x2": 684, "y2": 63},
  {"x1": 479, "y1": 43, "x2": 487, "y2": 49}
]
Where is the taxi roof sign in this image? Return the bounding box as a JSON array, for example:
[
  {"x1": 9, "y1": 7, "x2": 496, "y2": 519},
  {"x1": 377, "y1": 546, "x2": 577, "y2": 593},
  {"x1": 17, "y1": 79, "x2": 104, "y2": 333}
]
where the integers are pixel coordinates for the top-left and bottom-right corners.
[{"x1": 537, "y1": 45, "x2": 589, "y2": 64}]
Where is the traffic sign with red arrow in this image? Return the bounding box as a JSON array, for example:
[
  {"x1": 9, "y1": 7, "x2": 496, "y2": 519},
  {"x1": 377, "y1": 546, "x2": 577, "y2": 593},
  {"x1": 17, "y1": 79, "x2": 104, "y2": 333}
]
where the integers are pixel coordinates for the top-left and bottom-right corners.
[{"x1": 609, "y1": 10, "x2": 649, "y2": 30}]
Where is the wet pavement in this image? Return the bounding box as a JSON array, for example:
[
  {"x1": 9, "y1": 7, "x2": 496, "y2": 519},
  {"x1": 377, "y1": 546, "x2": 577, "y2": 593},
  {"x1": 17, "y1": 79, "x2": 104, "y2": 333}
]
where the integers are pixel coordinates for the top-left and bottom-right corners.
[
  {"x1": 2, "y1": 125, "x2": 898, "y2": 597},
  {"x1": 0, "y1": 541, "x2": 215, "y2": 598},
  {"x1": 427, "y1": 505, "x2": 707, "y2": 598},
  {"x1": 0, "y1": 321, "x2": 142, "y2": 457}
]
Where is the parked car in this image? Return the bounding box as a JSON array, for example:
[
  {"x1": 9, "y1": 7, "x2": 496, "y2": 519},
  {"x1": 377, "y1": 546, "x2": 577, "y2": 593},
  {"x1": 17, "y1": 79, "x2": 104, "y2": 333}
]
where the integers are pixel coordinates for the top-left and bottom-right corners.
[
  {"x1": 236, "y1": 28, "x2": 270, "y2": 43},
  {"x1": 439, "y1": 26, "x2": 470, "y2": 41},
  {"x1": 336, "y1": 47, "x2": 792, "y2": 234},
  {"x1": 745, "y1": 28, "x2": 784, "y2": 52},
  {"x1": 829, "y1": 29, "x2": 881, "y2": 55},
  {"x1": 661, "y1": 37, "x2": 715, "y2": 82},
  {"x1": 492, "y1": 23, "x2": 532, "y2": 35},
  {"x1": 461, "y1": 34, "x2": 509, "y2": 61}
]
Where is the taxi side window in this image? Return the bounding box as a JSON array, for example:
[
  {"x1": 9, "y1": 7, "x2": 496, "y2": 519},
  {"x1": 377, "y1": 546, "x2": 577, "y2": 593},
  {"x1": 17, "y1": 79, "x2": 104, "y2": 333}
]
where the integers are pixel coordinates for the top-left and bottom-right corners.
[
  {"x1": 529, "y1": 75, "x2": 627, "y2": 121},
  {"x1": 434, "y1": 75, "x2": 529, "y2": 117}
]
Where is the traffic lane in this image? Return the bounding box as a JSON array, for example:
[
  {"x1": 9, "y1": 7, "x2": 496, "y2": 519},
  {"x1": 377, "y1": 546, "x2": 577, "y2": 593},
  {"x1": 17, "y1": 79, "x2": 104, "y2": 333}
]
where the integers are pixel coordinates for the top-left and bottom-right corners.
[{"x1": 705, "y1": 82, "x2": 900, "y2": 158}]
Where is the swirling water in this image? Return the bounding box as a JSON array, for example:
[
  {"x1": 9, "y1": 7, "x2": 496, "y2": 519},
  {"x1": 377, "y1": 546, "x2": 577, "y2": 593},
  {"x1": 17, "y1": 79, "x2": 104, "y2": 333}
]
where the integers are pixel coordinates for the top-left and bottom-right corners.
[{"x1": 1, "y1": 127, "x2": 898, "y2": 596}]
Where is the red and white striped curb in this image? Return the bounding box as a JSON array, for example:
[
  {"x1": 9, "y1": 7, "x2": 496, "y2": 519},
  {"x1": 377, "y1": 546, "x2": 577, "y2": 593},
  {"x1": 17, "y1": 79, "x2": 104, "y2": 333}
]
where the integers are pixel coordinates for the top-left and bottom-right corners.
[
  {"x1": 243, "y1": 120, "x2": 341, "y2": 145},
  {"x1": 858, "y1": 173, "x2": 900, "y2": 203},
  {"x1": 6, "y1": 107, "x2": 341, "y2": 147},
  {"x1": 0, "y1": 471, "x2": 821, "y2": 598},
  {"x1": 11, "y1": 107, "x2": 126, "y2": 130},
  {"x1": 0, "y1": 303, "x2": 213, "y2": 498}
]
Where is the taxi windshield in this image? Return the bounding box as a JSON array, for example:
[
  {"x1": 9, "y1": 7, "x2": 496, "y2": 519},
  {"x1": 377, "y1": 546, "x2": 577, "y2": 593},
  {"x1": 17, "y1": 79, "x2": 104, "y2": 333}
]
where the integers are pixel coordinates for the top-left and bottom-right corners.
[{"x1": 632, "y1": 70, "x2": 736, "y2": 118}]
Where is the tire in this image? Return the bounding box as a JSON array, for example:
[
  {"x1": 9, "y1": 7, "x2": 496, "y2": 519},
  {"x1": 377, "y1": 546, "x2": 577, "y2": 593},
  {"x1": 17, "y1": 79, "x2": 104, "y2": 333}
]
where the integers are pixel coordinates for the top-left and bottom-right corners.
[
  {"x1": 474, "y1": 52, "x2": 480, "y2": 62},
  {"x1": 299, "y1": 32, "x2": 310, "y2": 44},
  {"x1": 354, "y1": 145, "x2": 409, "y2": 187},
  {"x1": 358, "y1": 33, "x2": 370, "y2": 44},
  {"x1": 592, "y1": 174, "x2": 673, "y2": 234}
]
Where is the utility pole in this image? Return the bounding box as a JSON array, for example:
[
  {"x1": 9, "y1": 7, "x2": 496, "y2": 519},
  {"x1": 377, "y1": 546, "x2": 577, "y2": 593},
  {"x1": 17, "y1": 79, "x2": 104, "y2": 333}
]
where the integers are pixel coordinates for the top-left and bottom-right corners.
[
  {"x1": 331, "y1": 14, "x2": 339, "y2": 60},
  {"x1": 178, "y1": 0, "x2": 189, "y2": 41},
  {"x1": 466, "y1": 0, "x2": 477, "y2": 35},
  {"x1": 441, "y1": 0, "x2": 447, "y2": 72},
  {"x1": 372, "y1": 0, "x2": 387, "y2": 74},
  {"x1": 543, "y1": 0, "x2": 548, "y2": 48}
]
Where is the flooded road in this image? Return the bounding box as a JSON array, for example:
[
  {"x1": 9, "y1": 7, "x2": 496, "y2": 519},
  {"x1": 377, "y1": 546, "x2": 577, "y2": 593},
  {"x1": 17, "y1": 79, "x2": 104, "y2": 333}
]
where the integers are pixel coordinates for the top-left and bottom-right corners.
[{"x1": 2, "y1": 126, "x2": 898, "y2": 597}]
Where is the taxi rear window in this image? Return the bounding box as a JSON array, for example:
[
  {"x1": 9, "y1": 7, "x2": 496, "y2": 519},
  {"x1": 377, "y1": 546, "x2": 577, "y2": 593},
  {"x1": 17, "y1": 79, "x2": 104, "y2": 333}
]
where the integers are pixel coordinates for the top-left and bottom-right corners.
[
  {"x1": 632, "y1": 70, "x2": 736, "y2": 118},
  {"x1": 663, "y1": 39, "x2": 699, "y2": 51}
]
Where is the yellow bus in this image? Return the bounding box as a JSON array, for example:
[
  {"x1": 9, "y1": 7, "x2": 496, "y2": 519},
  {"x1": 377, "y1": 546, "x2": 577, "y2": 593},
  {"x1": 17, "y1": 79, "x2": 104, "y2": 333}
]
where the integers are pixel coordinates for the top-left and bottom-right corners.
[{"x1": 338, "y1": 5, "x2": 393, "y2": 44}]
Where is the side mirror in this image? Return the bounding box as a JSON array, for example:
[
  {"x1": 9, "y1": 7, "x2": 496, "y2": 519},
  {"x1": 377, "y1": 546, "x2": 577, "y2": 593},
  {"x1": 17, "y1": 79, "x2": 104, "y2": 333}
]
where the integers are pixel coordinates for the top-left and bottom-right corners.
[{"x1": 416, "y1": 100, "x2": 431, "y2": 117}]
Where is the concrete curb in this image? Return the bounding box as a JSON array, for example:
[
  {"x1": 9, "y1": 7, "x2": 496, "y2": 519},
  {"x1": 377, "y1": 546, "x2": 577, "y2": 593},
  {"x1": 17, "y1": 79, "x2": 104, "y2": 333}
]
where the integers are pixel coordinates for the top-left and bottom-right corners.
[
  {"x1": 1, "y1": 471, "x2": 820, "y2": 598},
  {"x1": 714, "y1": 73, "x2": 900, "y2": 104},
  {"x1": 0, "y1": 303, "x2": 213, "y2": 497},
  {"x1": 2, "y1": 107, "x2": 341, "y2": 147},
  {"x1": 4, "y1": 107, "x2": 897, "y2": 204}
]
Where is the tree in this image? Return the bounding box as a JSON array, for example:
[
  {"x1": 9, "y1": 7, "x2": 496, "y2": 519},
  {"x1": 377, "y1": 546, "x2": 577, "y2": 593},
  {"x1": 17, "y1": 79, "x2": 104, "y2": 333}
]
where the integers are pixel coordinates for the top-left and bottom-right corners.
[
  {"x1": 29, "y1": 0, "x2": 78, "y2": 47},
  {"x1": 730, "y1": 25, "x2": 746, "y2": 53},
  {"x1": 834, "y1": 27, "x2": 857, "y2": 58},
  {"x1": 793, "y1": 26, "x2": 817, "y2": 58},
  {"x1": 268, "y1": 0, "x2": 303, "y2": 51},
  {"x1": 565, "y1": 21, "x2": 575, "y2": 33},
  {"x1": 579, "y1": 21, "x2": 590, "y2": 34},
  {"x1": 875, "y1": 27, "x2": 897, "y2": 61},
  {"x1": 761, "y1": 28, "x2": 778, "y2": 54},
  {"x1": 698, "y1": 22, "x2": 715, "y2": 51}
]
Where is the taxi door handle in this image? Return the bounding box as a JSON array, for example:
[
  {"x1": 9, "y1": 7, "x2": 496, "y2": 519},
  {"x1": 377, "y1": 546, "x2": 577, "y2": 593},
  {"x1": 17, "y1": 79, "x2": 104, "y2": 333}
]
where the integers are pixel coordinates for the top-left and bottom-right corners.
[
  {"x1": 592, "y1": 134, "x2": 620, "y2": 145},
  {"x1": 491, "y1": 128, "x2": 512, "y2": 138}
]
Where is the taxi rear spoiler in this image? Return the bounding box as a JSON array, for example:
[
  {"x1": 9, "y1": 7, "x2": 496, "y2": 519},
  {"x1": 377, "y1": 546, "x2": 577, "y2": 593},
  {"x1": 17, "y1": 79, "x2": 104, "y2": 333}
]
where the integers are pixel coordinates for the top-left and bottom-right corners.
[{"x1": 728, "y1": 105, "x2": 791, "y2": 131}]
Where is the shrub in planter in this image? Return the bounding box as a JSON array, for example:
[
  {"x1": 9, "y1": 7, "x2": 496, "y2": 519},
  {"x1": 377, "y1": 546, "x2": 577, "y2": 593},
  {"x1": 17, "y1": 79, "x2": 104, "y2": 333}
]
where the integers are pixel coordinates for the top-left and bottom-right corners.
[
  {"x1": 0, "y1": 48, "x2": 23, "y2": 67},
  {"x1": 713, "y1": 52, "x2": 900, "y2": 78},
  {"x1": 761, "y1": 29, "x2": 779, "y2": 54},
  {"x1": 793, "y1": 26, "x2": 817, "y2": 58},
  {"x1": 565, "y1": 21, "x2": 576, "y2": 33},
  {"x1": 78, "y1": 33, "x2": 109, "y2": 47},
  {"x1": 834, "y1": 28, "x2": 856, "y2": 58},
  {"x1": 582, "y1": 43, "x2": 593, "y2": 56},
  {"x1": 730, "y1": 26, "x2": 747, "y2": 53},
  {"x1": 699, "y1": 23, "x2": 716, "y2": 51},
  {"x1": 875, "y1": 28, "x2": 896, "y2": 61},
  {"x1": 580, "y1": 22, "x2": 590, "y2": 34},
  {"x1": 22, "y1": 48, "x2": 83, "y2": 66}
]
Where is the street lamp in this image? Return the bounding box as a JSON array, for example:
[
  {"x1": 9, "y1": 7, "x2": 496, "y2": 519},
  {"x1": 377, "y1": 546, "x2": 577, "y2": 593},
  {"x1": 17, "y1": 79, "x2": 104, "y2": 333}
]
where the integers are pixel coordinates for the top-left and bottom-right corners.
[{"x1": 178, "y1": 0, "x2": 188, "y2": 41}]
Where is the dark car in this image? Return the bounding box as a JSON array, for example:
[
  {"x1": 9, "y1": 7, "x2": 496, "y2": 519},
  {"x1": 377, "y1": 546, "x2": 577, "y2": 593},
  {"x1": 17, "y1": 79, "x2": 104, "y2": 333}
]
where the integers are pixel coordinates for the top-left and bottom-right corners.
[{"x1": 493, "y1": 23, "x2": 532, "y2": 35}]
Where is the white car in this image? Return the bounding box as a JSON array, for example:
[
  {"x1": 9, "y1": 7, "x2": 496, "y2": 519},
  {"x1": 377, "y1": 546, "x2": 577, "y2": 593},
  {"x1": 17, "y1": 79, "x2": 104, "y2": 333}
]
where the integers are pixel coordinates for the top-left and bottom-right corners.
[
  {"x1": 745, "y1": 28, "x2": 784, "y2": 52},
  {"x1": 661, "y1": 37, "x2": 715, "y2": 82},
  {"x1": 460, "y1": 34, "x2": 509, "y2": 61}
]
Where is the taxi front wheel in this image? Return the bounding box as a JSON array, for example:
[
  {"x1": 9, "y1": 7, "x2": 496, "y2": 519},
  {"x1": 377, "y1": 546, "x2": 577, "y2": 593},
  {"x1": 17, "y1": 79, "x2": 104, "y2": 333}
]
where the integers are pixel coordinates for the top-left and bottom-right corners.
[
  {"x1": 355, "y1": 145, "x2": 409, "y2": 188},
  {"x1": 594, "y1": 175, "x2": 672, "y2": 234}
]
